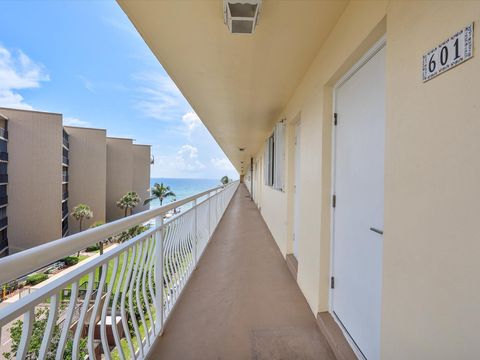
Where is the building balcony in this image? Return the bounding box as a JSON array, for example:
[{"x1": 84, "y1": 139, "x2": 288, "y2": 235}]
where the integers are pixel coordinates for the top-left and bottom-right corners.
[
  {"x1": 0, "y1": 128, "x2": 8, "y2": 141},
  {"x1": 0, "y1": 196, "x2": 8, "y2": 207},
  {"x1": 0, "y1": 152, "x2": 8, "y2": 162},
  {"x1": 62, "y1": 191, "x2": 68, "y2": 201},
  {"x1": 146, "y1": 184, "x2": 334, "y2": 359},
  {"x1": 0, "y1": 181, "x2": 334, "y2": 360},
  {"x1": 62, "y1": 174, "x2": 68, "y2": 183},
  {"x1": 0, "y1": 174, "x2": 7, "y2": 184},
  {"x1": 0, "y1": 182, "x2": 334, "y2": 359},
  {"x1": 63, "y1": 136, "x2": 69, "y2": 150},
  {"x1": 62, "y1": 204, "x2": 68, "y2": 220},
  {"x1": 62, "y1": 156, "x2": 69, "y2": 166},
  {"x1": 0, "y1": 217, "x2": 7, "y2": 230}
]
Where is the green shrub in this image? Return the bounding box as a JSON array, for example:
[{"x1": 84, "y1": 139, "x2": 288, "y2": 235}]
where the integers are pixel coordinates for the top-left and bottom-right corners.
[
  {"x1": 62, "y1": 256, "x2": 79, "y2": 266},
  {"x1": 3, "y1": 308, "x2": 87, "y2": 359},
  {"x1": 85, "y1": 244, "x2": 100, "y2": 252},
  {"x1": 25, "y1": 273, "x2": 48, "y2": 286}
]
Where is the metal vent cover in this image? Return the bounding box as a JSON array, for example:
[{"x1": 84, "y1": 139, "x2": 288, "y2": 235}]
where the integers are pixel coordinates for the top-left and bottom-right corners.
[{"x1": 223, "y1": 0, "x2": 262, "y2": 34}]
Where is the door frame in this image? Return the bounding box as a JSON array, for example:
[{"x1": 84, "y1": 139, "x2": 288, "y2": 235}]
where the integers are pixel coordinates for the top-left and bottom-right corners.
[
  {"x1": 292, "y1": 119, "x2": 301, "y2": 258},
  {"x1": 329, "y1": 35, "x2": 386, "y2": 360}
]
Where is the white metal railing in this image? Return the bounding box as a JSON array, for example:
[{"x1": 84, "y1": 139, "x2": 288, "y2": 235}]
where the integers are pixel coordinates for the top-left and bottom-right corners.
[{"x1": 0, "y1": 180, "x2": 239, "y2": 359}]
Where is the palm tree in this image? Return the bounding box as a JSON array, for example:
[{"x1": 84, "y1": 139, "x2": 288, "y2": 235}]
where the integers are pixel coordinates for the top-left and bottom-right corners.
[
  {"x1": 71, "y1": 204, "x2": 93, "y2": 232},
  {"x1": 117, "y1": 192, "x2": 141, "y2": 217},
  {"x1": 71, "y1": 204, "x2": 93, "y2": 256},
  {"x1": 221, "y1": 176, "x2": 230, "y2": 185},
  {"x1": 144, "y1": 183, "x2": 176, "y2": 206}
]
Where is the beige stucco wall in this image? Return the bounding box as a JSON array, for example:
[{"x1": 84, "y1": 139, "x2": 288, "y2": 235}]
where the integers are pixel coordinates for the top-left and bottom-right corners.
[
  {"x1": 253, "y1": 0, "x2": 388, "y2": 314},
  {"x1": 382, "y1": 2, "x2": 480, "y2": 359},
  {"x1": 0, "y1": 108, "x2": 62, "y2": 252},
  {"x1": 250, "y1": 1, "x2": 480, "y2": 358},
  {"x1": 65, "y1": 126, "x2": 107, "y2": 232},
  {"x1": 106, "y1": 137, "x2": 133, "y2": 221},
  {"x1": 132, "y1": 144, "x2": 151, "y2": 214}
]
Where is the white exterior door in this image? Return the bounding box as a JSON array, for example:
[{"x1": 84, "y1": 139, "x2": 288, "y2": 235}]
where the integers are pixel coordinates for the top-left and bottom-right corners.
[
  {"x1": 293, "y1": 121, "x2": 301, "y2": 258},
  {"x1": 332, "y1": 44, "x2": 385, "y2": 360}
]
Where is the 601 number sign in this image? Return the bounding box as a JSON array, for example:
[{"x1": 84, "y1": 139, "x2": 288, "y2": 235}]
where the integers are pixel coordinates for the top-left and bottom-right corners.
[{"x1": 422, "y1": 23, "x2": 473, "y2": 82}]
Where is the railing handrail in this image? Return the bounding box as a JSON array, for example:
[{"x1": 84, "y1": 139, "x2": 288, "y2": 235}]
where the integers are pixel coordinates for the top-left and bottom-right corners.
[
  {"x1": 0, "y1": 226, "x2": 157, "y2": 325},
  {"x1": 0, "y1": 180, "x2": 239, "y2": 285}
]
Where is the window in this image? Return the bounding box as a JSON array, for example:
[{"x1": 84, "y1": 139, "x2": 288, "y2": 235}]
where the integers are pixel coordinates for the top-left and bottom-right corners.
[
  {"x1": 0, "y1": 140, "x2": 7, "y2": 153},
  {"x1": 0, "y1": 206, "x2": 7, "y2": 219},
  {"x1": 0, "y1": 162, "x2": 7, "y2": 174},
  {"x1": 264, "y1": 121, "x2": 285, "y2": 190}
]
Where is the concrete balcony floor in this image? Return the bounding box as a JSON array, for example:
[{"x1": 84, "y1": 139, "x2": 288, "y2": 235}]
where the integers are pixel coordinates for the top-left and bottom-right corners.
[{"x1": 149, "y1": 184, "x2": 335, "y2": 359}]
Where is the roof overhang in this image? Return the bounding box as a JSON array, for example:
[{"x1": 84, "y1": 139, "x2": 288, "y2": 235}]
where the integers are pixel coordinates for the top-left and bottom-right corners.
[{"x1": 118, "y1": 0, "x2": 348, "y2": 174}]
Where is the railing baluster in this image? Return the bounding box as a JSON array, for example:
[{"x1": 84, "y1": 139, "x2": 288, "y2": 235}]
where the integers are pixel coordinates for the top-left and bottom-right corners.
[
  {"x1": 73, "y1": 271, "x2": 95, "y2": 360},
  {"x1": 163, "y1": 223, "x2": 174, "y2": 315},
  {"x1": 193, "y1": 198, "x2": 198, "y2": 267},
  {"x1": 147, "y1": 235, "x2": 158, "y2": 338},
  {"x1": 121, "y1": 246, "x2": 136, "y2": 358},
  {"x1": 87, "y1": 263, "x2": 107, "y2": 358},
  {"x1": 17, "y1": 309, "x2": 34, "y2": 360},
  {"x1": 154, "y1": 215, "x2": 164, "y2": 333},
  {"x1": 135, "y1": 238, "x2": 150, "y2": 349},
  {"x1": 169, "y1": 219, "x2": 181, "y2": 303},
  {"x1": 38, "y1": 293, "x2": 60, "y2": 360},
  {"x1": 208, "y1": 192, "x2": 211, "y2": 239},
  {"x1": 56, "y1": 281, "x2": 79, "y2": 360},
  {"x1": 101, "y1": 256, "x2": 119, "y2": 360},
  {"x1": 142, "y1": 235, "x2": 155, "y2": 341},
  {"x1": 128, "y1": 242, "x2": 144, "y2": 358},
  {"x1": 111, "y1": 251, "x2": 129, "y2": 360}
]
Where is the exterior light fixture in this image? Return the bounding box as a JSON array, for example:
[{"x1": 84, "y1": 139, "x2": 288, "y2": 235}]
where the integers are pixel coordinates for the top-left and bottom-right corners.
[
  {"x1": 223, "y1": 0, "x2": 262, "y2": 34},
  {"x1": 239, "y1": 147, "x2": 245, "y2": 151}
]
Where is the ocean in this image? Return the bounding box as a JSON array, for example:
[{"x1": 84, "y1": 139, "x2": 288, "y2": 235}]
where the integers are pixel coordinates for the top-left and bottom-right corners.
[{"x1": 147, "y1": 178, "x2": 221, "y2": 210}]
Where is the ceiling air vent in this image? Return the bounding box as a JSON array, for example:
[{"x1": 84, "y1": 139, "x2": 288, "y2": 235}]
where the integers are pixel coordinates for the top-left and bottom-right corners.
[{"x1": 223, "y1": 0, "x2": 262, "y2": 34}]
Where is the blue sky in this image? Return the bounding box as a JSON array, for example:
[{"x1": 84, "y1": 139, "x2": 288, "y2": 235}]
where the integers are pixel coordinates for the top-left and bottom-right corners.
[{"x1": 0, "y1": 0, "x2": 237, "y2": 180}]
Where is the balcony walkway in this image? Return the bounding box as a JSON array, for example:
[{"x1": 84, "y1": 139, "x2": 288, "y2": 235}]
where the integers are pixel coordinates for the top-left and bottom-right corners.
[{"x1": 148, "y1": 184, "x2": 335, "y2": 359}]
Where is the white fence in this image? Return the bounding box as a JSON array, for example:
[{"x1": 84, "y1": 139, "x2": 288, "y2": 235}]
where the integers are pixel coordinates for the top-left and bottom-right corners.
[{"x1": 0, "y1": 181, "x2": 239, "y2": 359}]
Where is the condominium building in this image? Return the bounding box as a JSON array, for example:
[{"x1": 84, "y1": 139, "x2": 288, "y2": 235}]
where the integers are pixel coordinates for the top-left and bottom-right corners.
[
  {"x1": 64, "y1": 126, "x2": 107, "y2": 233},
  {"x1": 0, "y1": 108, "x2": 63, "y2": 255},
  {"x1": 105, "y1": 138, "x2": 151, "y2": 221},
  {"x1": 0, "y1": 108, "x2": 151, "y2": 256},
  {"x1": 106, "y1": 137, "x2": 133, "y2": 222}
]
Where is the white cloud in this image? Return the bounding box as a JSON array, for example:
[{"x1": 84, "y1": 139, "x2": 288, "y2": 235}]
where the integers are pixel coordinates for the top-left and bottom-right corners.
[
  {"x1": 0, "y1": 45, "x2": 49, "y2": 109},
  {"x1": 210, "y1": 157, "x2": 235, "y2": 171},
  {"x1": 182, "y1": 111, "x2": 201, "y2": 133},
  {"x1": 178, "y1": 144, "x2": 198, "y2": 158},
  {"x1": 132, "y1": 72, "x2": 186, "y2": 120},
  {"x1": 151, "y1": 145, "x2": 239, "y2": 179},
  {"x1": 63, "y1": 117, "x2": 92, "y2": 127},
  {"x1": 175, "y1": 144, "x2": 205, "y2": 171}
]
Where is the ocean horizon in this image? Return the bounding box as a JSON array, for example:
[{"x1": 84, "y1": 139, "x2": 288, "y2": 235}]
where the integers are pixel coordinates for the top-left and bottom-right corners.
[{"x1": 147, "y1": 177, "x2": 223, "y2": 209}]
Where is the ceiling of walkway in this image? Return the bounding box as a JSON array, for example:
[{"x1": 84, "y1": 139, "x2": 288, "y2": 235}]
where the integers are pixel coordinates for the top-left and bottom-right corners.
[{"x1": 118, "y1": 0, "x2": 348, "y2": 173}]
